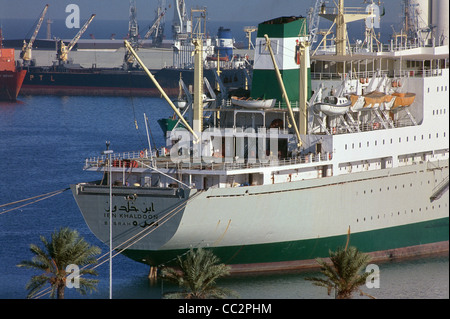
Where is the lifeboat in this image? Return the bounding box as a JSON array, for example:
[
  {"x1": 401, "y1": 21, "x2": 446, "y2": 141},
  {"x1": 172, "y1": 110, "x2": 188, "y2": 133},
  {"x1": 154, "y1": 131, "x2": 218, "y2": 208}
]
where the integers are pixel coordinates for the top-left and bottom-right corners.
[
  {"x1": 349, "y1": 94, "x2": 365, "y2": 111},
  {"x1": 350, "y1": 91, "x2": 393, "y2": 111},
  {"x1": 391, "y1": 92, "x2": 416, "y2": 109},
  {"x1": 363, "y1": 91, "x2": 391, "y2": 109},
  {"x1": 313, "y1": 96, "x2": 351, "y2": 116},
  {"x1": 383, "y1": 95, "x2": 397, "y2": 110},
  {"x1": 231, "y1": 96, "x2": 276, "y2": 109}
]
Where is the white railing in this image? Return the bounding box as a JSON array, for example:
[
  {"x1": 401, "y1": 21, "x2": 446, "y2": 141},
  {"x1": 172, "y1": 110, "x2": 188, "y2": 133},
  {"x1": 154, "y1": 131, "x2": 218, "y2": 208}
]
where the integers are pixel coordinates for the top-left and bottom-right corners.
[{"x1": 84, "y1": 151, "x2": 334, "y2": 171}]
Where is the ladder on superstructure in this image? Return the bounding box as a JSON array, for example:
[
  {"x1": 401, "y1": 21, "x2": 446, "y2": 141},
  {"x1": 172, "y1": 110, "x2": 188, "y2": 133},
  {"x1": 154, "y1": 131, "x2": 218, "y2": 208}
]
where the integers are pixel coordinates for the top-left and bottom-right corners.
[{"x1": 308, "y1": 0, "x2": 325, "y2": 47}]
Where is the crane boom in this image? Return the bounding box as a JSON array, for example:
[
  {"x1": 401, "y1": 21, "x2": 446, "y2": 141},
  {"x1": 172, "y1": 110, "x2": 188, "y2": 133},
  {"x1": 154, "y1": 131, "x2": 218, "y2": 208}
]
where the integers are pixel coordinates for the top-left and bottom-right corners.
[
  {"x1": 57, "y1": 14, "x2": 96, "y2": 62},
  {"x1": 66, "y1": 14, "x2": 96, "y2": 52},
  {"x1": 124, "y1": 40, "x2": 198, "y2": 141},
  {"x1": 144, "y1": 10, "x2": 165, "y2": 40},
  {"x1": 21, "y1": 4, "x2": 49, "y2": 63}
]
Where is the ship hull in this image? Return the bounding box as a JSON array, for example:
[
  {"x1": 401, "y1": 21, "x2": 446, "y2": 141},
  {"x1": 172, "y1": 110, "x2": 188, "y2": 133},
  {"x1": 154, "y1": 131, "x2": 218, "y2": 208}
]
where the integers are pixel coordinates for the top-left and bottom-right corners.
[
  {"x1": 71, "y1": 159, "x2": 449, "y2": 272},
  {"x1": 0, "y1": 69, "x2": 26, "y2": 101},
  {"x1": 20, "y1": 67, "x2": 245, "y2": 97}
]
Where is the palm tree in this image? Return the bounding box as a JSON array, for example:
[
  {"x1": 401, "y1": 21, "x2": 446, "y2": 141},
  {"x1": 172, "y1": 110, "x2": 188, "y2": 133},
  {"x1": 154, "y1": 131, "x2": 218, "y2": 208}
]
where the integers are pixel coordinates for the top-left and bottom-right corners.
[
  {"x1": 17, "y1": 227, "x2": 101, "y2": 299},
  {"x1": 161, "y1": 247, "x2": 238, "y2": 299},
  {"x1": 306, "y1": 245, "x2": 374, "y2": 299}
]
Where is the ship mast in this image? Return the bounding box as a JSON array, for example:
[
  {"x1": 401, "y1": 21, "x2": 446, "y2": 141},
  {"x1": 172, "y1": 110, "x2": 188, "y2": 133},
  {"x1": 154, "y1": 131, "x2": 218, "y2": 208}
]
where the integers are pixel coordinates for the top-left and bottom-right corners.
[
  {"x1": 320, "y1": 0, "x2": 373, "y2": 56},
  {"x1": 191, "y1": 9, "x2": 206, "y2": 135}
]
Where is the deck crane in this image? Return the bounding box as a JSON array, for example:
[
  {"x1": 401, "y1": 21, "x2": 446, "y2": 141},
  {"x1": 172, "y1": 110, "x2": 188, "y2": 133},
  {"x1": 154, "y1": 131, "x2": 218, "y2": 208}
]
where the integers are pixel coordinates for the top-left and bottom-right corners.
[
  {"x1": 56, "y1": 14, "x2": 96, "y2": 63},
  {"x1": 20, "y1": 4, "x2": 49, "y2": 66}
]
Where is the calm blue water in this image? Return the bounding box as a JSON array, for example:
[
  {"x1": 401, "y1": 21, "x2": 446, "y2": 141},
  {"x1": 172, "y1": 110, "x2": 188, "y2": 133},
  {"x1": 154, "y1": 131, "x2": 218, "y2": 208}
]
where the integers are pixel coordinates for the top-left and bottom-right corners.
[{"x1": 0, "y1": 95, "x2": 448, "y2": 299}]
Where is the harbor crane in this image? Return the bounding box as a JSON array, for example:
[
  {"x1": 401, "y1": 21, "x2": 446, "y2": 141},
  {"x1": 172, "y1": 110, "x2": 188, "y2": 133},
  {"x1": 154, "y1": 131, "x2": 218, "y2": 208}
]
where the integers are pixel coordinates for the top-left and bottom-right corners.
[
  {"x1": 56, "y1": 14, "x2": 96, "y2": 63},
  {"x1": 124, "y1": 0, "x2": 140, "y2": 69},
  {"x1": 20, "y1": 4, "x2": 49, "y2": 66},
  {"x1": 143, "y1": 9, "x2": 166, "y2": 42},
  {"x1": 128, "y1": 0, "x2": 139, "y2": 48}
]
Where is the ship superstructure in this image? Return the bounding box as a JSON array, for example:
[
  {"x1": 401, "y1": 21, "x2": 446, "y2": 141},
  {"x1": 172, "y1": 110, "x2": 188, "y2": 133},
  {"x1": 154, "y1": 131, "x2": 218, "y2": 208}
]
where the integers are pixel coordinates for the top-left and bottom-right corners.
[{"x1": 71, "y1": 1, "x2": 448, "y2": 273}]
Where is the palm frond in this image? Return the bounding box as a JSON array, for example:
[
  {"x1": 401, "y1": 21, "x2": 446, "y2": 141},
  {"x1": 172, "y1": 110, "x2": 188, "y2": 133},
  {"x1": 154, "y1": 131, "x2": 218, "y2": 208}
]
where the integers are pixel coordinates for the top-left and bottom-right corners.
[
  {"x1": 161, "y1": 247, "x2": 236, "y2": 299},
  {"x1": 17, "y1": 227, "x2": 101, "y2": 299},
  {"x1": 306, "y1": 245, "x2": 373, "y2": 299}
]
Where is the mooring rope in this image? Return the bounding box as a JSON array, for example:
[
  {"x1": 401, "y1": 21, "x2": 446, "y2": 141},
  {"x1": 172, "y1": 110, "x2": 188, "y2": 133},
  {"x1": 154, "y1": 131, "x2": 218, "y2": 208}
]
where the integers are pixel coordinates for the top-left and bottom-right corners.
[{"x1": 0, "y1": 188, "x2": 70, "y2": 215}]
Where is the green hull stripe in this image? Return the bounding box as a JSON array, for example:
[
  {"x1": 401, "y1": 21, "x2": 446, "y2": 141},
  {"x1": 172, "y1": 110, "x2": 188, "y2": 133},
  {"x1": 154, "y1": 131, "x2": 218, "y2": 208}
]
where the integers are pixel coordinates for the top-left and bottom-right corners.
[{"x1": 122, "y1": 217, "x2": 449, "y2": 267}]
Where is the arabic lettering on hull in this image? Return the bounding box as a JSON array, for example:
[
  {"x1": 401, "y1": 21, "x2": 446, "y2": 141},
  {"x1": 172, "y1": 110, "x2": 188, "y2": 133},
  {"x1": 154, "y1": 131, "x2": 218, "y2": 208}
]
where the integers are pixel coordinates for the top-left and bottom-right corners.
[{"x1": 104, "y1": 201, "x2": 158, "y2": 228}]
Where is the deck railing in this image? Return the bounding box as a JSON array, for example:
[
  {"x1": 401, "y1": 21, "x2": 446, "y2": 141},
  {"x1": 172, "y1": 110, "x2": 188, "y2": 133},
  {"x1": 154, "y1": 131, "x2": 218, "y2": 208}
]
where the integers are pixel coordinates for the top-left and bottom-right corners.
[{"x1": 84, "y1": 151, "x2": 333, "y2": 171}]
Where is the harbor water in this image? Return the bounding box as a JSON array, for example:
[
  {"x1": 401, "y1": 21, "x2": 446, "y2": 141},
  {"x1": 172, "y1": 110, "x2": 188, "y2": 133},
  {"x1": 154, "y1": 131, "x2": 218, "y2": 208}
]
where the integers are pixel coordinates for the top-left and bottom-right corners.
[{"x1": 0, "y1": 95, "x2": 448, "y2": 299}]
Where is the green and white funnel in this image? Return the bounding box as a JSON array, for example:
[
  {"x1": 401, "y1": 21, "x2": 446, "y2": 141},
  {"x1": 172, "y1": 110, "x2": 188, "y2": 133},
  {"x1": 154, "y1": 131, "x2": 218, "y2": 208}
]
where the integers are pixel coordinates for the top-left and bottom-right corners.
[{"x1": 250, "y1": 16, "x2": 311, "y2": 106}]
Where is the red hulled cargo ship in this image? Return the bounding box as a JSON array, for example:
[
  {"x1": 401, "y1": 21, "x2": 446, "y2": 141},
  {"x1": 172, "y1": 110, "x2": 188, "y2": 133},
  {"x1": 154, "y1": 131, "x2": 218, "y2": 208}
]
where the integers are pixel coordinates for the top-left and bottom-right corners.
[{"x1": 0, "y1": 32, "x2": 26, "y2": 101}]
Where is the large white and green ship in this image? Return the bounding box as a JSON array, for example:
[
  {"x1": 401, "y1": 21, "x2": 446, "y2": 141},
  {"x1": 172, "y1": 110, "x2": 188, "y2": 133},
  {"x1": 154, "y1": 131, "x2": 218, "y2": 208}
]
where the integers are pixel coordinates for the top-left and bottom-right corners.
[{"x1": 71, "y1": 1, "x2": 448, "y2": 273}]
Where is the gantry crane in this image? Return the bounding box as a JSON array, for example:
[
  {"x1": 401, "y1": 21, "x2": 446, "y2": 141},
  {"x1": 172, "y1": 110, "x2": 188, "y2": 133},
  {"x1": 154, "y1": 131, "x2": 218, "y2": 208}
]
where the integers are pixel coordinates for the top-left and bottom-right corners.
[
  {"x1": 20, "y1": 4, "x2": 49, "y2": 66},
  {"x1": 56, "y1": 14, "x2": 96, "y2": 63}
]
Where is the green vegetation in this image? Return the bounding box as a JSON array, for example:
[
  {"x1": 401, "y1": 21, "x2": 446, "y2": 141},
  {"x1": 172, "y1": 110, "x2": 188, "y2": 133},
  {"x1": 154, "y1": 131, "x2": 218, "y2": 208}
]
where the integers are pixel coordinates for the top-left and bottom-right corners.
[
  {"x1": 306, "y1": 244, "x2": 374, "y2": 299},
  {"x1": 17, "y1": 227, "x2": 101, "y2": 299},
  {"x1": 161, "y1": 247, "x2": 238, "y2": 299}
]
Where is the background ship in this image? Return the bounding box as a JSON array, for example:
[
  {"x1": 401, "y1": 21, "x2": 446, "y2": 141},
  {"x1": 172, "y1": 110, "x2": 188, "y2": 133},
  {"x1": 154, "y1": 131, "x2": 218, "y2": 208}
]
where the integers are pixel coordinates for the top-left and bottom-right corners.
[
  {"x1": 15, "y1": 1, "x2": 251, "y2": 98},
  {"x1": 71, "y1": 0, "x2": 448, "y2": 273},
  {"x1": 0, "y1": 29, "x2": 26, "y2": 101}
]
